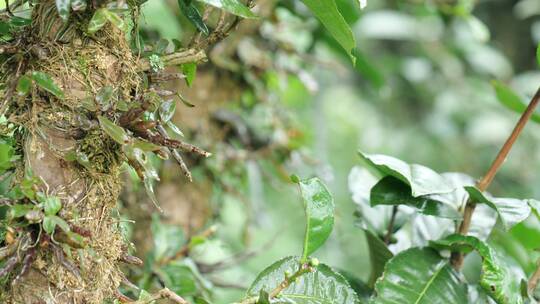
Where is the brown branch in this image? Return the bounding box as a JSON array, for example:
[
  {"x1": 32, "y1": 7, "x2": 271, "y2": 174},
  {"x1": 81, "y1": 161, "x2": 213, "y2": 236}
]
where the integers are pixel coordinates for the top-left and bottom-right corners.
[
  {"x1": 451, "y1": 86, "x2": 540, "y2": 269},
  {"x1": 132, "y1": 288, "x2": 189, "y2": 304},
  {"x1": 137, "y1": 49, "x2": 207, "y2": 72},
  {"x1": 384, "y1": 206, "x2": 398, "y2": 245},
  {"x1": 237, "y1": 262, "x2": 315, "y2": 304},
  {"x1": 528, "y1": 259, "x2": 540, "y2": 295}
]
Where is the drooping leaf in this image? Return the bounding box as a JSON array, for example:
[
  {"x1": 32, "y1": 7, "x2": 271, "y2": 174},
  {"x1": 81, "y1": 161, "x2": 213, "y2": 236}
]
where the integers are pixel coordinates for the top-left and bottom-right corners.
[
  {"x1": 297, "y1": 177, "x2": 334, "y2": 261},
  {"x1": 301, "y1": 0, "x2": 356, "y2": 62},
  {"x1": 492, "y1": 80, "x2": 540, "y2": 124},
  {"x1": 430, "y1": 234, "x2": 524, "y2": 304},
  {"x1": 465, "y1": 186, "x2": 534, "y2": 230},
  {"x1": 88, "y1": 9, "x2": 109, "y2": 34},
  {"x1": 56, "y1": 0, "x2": 71, "y2": 21},
  {"x1": 159, "y1": 100, "x2": 176, "y2": 124},
  {"x1": 178, "y1": 0, "x2": 209, "y2": 36},
  {"x1": 182, "y1": 62, "x2": 197, "y2": 87},
  {"x1": 371, "y1": 247, "x2": 467, "y2": 304},
  {"x1": 43, "y1": 215, "x2": 70, "y2": 234},
  {"x1": 364, "y1": 229, "x2": 392, "y2": 287},
  {"x1": 105, "y1": 10, "x2": 125, "y2": 31},
  {"x1": 98, "y1": 116, "x2": 130, "y2": 144},
  {"x1": 247, "y1": 256, "x2": 360, "y2": 303},
  {"x1": 31, "y1": 72, "x2": 64, "y2": 99},
  {"x1": 196, "y1": 0, "x2": 256, "y2": 19},
  {"x1": 16, "y1": 75, "x2": 32, "y2": 96},
  {"x1": 43, "y1": 196, "x2": 62, "y2": 216},
  {"x1": 371, "y1": 176, "x2": 462, "y2": 219},
  {"x1": 359, "y1": 152, "x2": 454, "y2": 197}
]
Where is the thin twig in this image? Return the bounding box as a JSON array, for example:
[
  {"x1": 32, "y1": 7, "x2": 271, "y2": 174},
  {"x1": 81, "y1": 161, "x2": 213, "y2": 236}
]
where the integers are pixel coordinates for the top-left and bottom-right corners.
[
  {"x1": 451, "y1": 86, "x2": 540, "y2": 269},
  {"x1": 236, "y1": 262, "x2": 315, "y2": 304},
  {"x1": 384, "y1": 206, "x2": 398, "y2": 245},
  {"x1": 528, "y1": 259, "x2": 540, "y2": 294},
  {"x1": 132, "y1": 288, "x2": 189, "y2": 304}
]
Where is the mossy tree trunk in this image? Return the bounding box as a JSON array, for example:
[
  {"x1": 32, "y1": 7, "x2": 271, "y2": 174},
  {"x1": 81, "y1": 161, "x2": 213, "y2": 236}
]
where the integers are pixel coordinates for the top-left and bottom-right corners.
[{"x1": 0, "y1": 1, "x2": 208, "y2": 302}]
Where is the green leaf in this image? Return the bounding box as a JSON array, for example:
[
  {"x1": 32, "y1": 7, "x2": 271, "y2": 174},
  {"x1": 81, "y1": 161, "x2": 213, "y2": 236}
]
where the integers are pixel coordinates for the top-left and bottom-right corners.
[
  {"x1": 16, "y1": 75, "x2": 32, "y2": 96},
  {"x1": 0, "y1": 141, "x2": 15, "y2": 172},
  {"x1": 195, "y1": 0, "x2": 256, "y2": 19},
  {"x1": 155, "y1": 260, "x2": 199, "y2": 296},
  {"x1": 98, "y1": 116, "x2": 130, "y2": 144},
  {"x1": 43, "y1": 215, "x2": 70, "y2": 234},
  {"x1": 298, "y1": 177, "x2": 334, "y2": 261},
  {"x1": 371, "y1": 247, "x2": 467, "y2": 304},
  {"x1": 364, "y1": 229, "x2": 393, "y2": 287},
  {"x1": 9, "y1": 16, "x2": 31, "y2": 27},
  {"x1": 105, "y1": 10, "x2": 125, "y2": 31},
  {"x1": 151, "y1": 214, "x2": 185, "y2": 261},
  {"x1": 167, "y1": 121, "x2": 184, "y2": 137},
  {"x1": 301, "y1": 0, "x2": 356, "y2": 63},
  {"x1": 247, "y1": 256, "x2": 360, "y2": 303},
  {"x1": 9, "y1": 204, "x2": 34, "y2": 218},
  {"x1": 182, "y1": 62, "x2": 197, "y2": 87},
  {"x1": 31, "y1": 72, "x2": 64, "y2": 99},
  {"x1": 359, "y1": 152, "x2": 454, "y2": 197},
  {"x1": 178, "y1": 0, "x2": 209, "y2": 35},
  {"x1": 371, "y1": 176, "x2": 462, "y2": 219},
  {"x1": 56, "y1": 0, "x2": 71, "y2": 21},
  {"x1": 71, "y1": 0, "x2": 87, "y2": 11},
  {"x1": 159, "y1": 100, "x2": 176, "y2": 124},
  {"x1": 537, "y1": 43, "x2": 540, "y2": 68},
  {"x1": 430, "y1": 234, "x2": 524, "y2": 304},
  {"x1": 43, "y1": 196, "x2": 62, "y2": 216},
  {"x1": 88, "y1": 8, "x2": 109, "y2": 34},
  {"x1": 96, "y1": 86, "x2": 114, "y2": 111},
  {"x1": 465, "y1": 186, "x2": 533, "y2": 230},
  {"x1": 492, "y1": 80, "x2": 540, "y2": 124}
]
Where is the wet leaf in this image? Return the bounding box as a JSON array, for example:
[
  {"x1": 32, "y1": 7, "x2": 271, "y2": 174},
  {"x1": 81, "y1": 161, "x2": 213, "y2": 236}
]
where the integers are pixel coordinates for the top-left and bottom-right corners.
[
  {"x1": 31, "y1": 71, "x2": 64, "y2": 99},
  {"x1": 371, "y1": 176, "x2": 462, "y2": 219},
  {"x1": 301, "y1": 0, "x2": 356, "y2": 62},
  {"x1": 182, "y1": 63, "x2": 197, "y2": 87},
  {"x1": 247, "y1": 256, "x2": 360, "y2": 303},
  {"x1": 159, "y1": 100, "x2": 176, "y2": 123},
  {"x1": 178, "y1": 0, "x2": 209, "y2": 35},
  {"x1": 297, "y1": 177, "x2": 334, "y2": 261},
  {"x1": 465, "y1": 186, "x2": 534, "y2": 231},
  {"x1": 16, "y1": 75, "x2": 32, "y2": 96},
  {"x1": 359, "y1": 152, "x2": 454, "y2": 197},
  {"x1": 492, "y1": 80, "x2": 540, "y2": 124},
  {"x1": 43, "y1": 196, "x2": 62, "y2": 216},
  {"x1": 196, "y1": 0, "x2": 256, "y2": 19},
  {"x1": 430, "y1": 234, "x2": 524, "y2": 304},
  {"x1": 98, "y1": 116, "x2": 130, "y2": 144},
  {"x1": 371, "y1": 247, "x2": 467, "y2": 304},
  {"x1": 56, "y1": 0, "x2": 71, "y2": 21}
]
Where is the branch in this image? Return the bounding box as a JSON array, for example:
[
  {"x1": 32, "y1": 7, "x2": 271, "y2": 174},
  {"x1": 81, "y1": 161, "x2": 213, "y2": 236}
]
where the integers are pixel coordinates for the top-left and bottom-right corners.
[
  {"x1": 384, "y1": 206, "x2": 398, "y2": 245},
  {"x1": 528, "y1": 259, "x2": 540, "y2": 295},
  {"x1": 138, "y1": 49, "x2": 207, "y2": 72},
  {"x1": 237, "y1": 261, "x2": 316, "y2": 304},
  {"x1": 451, "y1": 86, "x2": 540, "y2": 269},
  {"x1": 131, "y1": 288, "x2": 189, "y2": 304}
]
